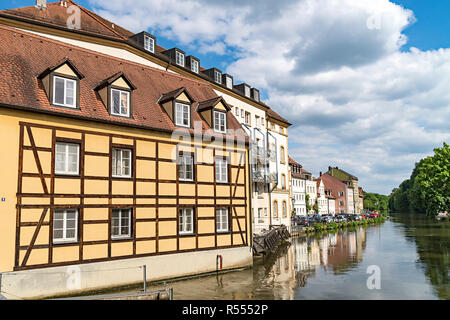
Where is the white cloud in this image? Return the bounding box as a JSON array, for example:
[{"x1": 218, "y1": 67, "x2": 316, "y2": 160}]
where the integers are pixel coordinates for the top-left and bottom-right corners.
[{"x1": 89, "y1": 0, "x2": 450, "y2": 194}]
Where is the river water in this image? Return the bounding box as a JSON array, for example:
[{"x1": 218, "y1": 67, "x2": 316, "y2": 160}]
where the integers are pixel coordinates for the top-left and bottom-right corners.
[{"x1": 133, "y1": 213, "x2": 450, "y2": 300}]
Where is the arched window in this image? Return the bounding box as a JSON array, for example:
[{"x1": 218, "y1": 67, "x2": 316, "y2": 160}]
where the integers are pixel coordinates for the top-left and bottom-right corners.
[{"x1": 282, "y1": 201, "x2": 287, "y2": 218}]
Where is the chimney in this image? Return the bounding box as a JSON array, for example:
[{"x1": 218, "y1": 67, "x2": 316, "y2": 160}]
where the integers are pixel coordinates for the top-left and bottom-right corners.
[
  {"x1": 328, "y1": 166, "x2": 331, "y2": 171},
  {"x1": 35, "y1": 0, "x2": 47, "y2": 9},
  {"x1": 320, "y1": 171, "x2": 322, "y2": 176}
]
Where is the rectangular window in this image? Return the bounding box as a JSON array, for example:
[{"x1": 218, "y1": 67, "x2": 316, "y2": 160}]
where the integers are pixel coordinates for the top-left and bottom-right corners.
[
  {"x1": 245, "y1": 112, "x2": 251, "y2": 126},
  {"x1": 175, "y1": 102, "x2": 190, "y2": 127},
  {"x1": 216, "y1": 208, "x2": 229, "y2": 233},
  {"x1": 214, "y1": 71, "x2": 222, "y2": 84},
  {"x1": 144, "y1": 35, "x2": 155, "y2": 53},
  {"x1": 339, "y1": 191, "x2": 344, "y2": 197},
  {"x1": 53, "y1": 209, "x2": 78, "y2": 243},
  {"x1": 241, "y1": 109, "x2": 244, "y2": 119},
  {"x1": 112, "y1": 148, "x2": 132, "y2": 178},
  {"x1": 254, "y1": 90, "x2": 260, "y2": 102},
  {"x1": 214, "y1": 111, "x2": 226, "y2": 133},
  {"x1": 216, "y1": 158, "x2": 228, "y2": 183},
  {"x1": 191, "y1": 59, "x2": 199, "y2": 73},
  {"x1": 226, "y1": 76, "x2": 233, "y2": 89},
  {"x1": 111, "y1": 89, "x2": 130, "y2": 117},
  {"x1": 280, "y1": 146, "x2": 285, "y2": 164},
  {"x1": 55, "y1": 142, "x2": 79, "y2": 175},
  {"x1": 176, "y1": 51, "x2": 185, "y2": 67},
  {"x1": 281, "y1": 174, "x2": 286, "y2": 190},
  {"x1": 53, "y1": 76, "x2": 76, "y2": 108},
  {"x1": 273, "y1": 201, "x2": 278, "y2": 218},
  {"x1": 235, "y1": 107, "x2": 239, "y2": 116},
  {"x1": 179, "y1": 208, "x2": 194, "y2": 234},
  {"x1": 111, "y1": 209, "x2": 131, "y2": 239},
  {"x1": 178, "y1": 154, "x2": 194, "y2": 181},
  {"x1": 244, "y1": 86, "x2": 251, "y2": 97}
]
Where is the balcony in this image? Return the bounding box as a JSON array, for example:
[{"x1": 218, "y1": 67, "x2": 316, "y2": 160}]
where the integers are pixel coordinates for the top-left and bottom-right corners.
[{"x1": 252, "y1": 169, "x2": 265, "y2": 183}]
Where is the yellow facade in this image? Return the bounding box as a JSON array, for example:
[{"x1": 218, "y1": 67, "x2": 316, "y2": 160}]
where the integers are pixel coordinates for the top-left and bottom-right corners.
[{"x1": 0, "y1": 108, "x2": 251, "y2": 272}]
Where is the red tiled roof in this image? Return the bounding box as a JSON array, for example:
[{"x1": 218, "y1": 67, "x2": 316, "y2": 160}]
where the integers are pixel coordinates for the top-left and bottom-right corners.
[
  {"x1": 0, "y1": 1, "x2": 274, "y2": 113},
  {"x1": 0, "y1": 24, "x2": 247, "y2": 142},
  {"x1": 318, "y1": 174, "x2": 347, "y2": 200},
  {"x1": 0, "y1": 1, "x2": 129, "y2": 41}
]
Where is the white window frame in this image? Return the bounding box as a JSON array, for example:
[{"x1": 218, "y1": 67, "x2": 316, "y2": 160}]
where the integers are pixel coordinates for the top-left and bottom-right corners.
[
  {"x1": 175, "y1": 102, "x2": 190, "y2": 127},
  {"x1": 179, "y1": 208, "x2": 194, "y2": 235},
  {"x1": 214, "y1": 70, "x2": 222, "y2": 84},
  {"x1": 53, "y1": 76, "x2": 76, "y2": 108},
  {"x1": 213, "y1": 111, "x2": 226, "y2": 133},
  {"x1": 176, "y1": 51, "x2": 185, "y2": 67},
  {"x1": 226, "y1": 76, "x2": 233, "y2": 89},
  {"x1": 216, "y1": 207, "x2": 229, "y2": 233},
  {"x1": 144, "y1": 35, "x2": 155, "y2": 53},
  {"x1": 178, "y1": 154, "x2": 194, "y2": 181},
  {"x1": 191, "y1": 59, "x2": 199, "y2": 73},
  {"x1": 111, "y1": 88, "x2": 130, "y2": 117},
  {"x1": 112, "y1": 148, "x2": 132, "y2": 178},
  {"x1": 244, "y1": 86, "x2": 251, "y2": 97},
  {"x1": 111, "y1": 208, "x2": 132, "y2": 239},
  {"x1": 216, "y1": 158, "x2": 228, "y2": 183},
  {"x1": 53, "y1": 209, "x2": 78, "y2": 243},
  {"x1": 55, "y1": 142, "x2": 80, "y2": 176}
]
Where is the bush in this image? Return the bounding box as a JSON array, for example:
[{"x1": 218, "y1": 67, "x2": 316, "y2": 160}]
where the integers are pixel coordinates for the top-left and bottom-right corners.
[
  {"x1": 313, "y1": 223, "x2": 325, "y2": 232},
  {"x1": 327, "y1": 222, "x2": 339, "y2": 230}
]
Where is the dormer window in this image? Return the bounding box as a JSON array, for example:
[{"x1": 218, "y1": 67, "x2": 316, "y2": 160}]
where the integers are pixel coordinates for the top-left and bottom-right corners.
[
  {"x1": 38, "y1": 58, "x2": 84, "y2": 110},
  {"x1": 197, "y1": 96, "x2": 230, "y2": 133},
  {"x1": 111, "y1": 89, "x2": 130, "y2": 117},
  {"x1": 244, "y1": 86, "x2": 251, "y2": 98},
  {"x1": 214, "y1": 111, "x2": 226, "y2": 133},
  {"x1": 176, "y1": 51, "x2": 185, "y2": 67},
  {"x1": 53, "y1": 76, "x2": 76, "y2": 108},
  {"x1": 94, "y1": 72, "x2": 136, "y2": 119},
  {"x1": 175, "y1": 102, "x2": 190, "y2": 127},
  {"x1": 224, "y1": 74, "x2": 233, "y2": 89},
  {"x1": 214, "y1": 70, "x2": 222, "y2": 84},
  {"x1": 144, "y1": 35, "x2": 155, "y2": 53},
  {"x1": 191, "y1": 59, "x2": 199, "y2": 73}
]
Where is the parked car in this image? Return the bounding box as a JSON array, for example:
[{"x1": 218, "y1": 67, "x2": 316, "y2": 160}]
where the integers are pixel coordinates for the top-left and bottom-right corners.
[
  {"x1": 335, "y1": 215, "x2": 346, "y2": 222},
  {"x1": 368, "y1": 212, "x2": 378, "y2": 218},
  {"x1": 353, "y1": 214, "x2": 363, "y2": 221},
  {"x1": 322, "y1": 215, "x2": 334, "y2": 223},
  {"x1": 297, "y1": 216, "x2": 312, "y2": 226}
]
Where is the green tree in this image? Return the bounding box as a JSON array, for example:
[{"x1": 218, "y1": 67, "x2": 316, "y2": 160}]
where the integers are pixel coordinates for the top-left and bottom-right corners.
[
  {"x1": 389, "y1": 142, "x2": 450, "y2": 216},
  {"x1": 306, "y1": 194, "x2": 311, "y2": 212},
  {"x1": 410, "y1": 143, "x2": 450, "y2": 216}
]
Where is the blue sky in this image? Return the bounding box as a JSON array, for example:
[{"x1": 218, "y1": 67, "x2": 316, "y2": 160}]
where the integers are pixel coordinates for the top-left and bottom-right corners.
[{"x1": 1, "y1": 0, "x2": 449, "y2": 195}]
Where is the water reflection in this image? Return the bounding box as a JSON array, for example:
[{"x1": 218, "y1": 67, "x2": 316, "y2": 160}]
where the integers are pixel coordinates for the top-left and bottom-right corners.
[{"x1": 128, "y1": 216, "x2": 448, "y2": 300}]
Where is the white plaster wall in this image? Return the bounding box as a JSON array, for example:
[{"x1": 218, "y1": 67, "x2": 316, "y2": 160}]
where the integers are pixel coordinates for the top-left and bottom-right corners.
[{"x1": 0, "y1": 246, "x2": 252, "y2": 299}]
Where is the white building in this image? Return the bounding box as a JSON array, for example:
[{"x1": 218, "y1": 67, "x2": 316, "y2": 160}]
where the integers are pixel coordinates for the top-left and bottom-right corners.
[
  {"x1": 347, "y1": 187, "x2": 355, "y2": 214},
  {"x1": 316, "y1": 179, "x2": 328, "y2": 215},
  {"x1": 289, "y1": 157, "x2": 307, "y2": 216},
  {"x1": 306, "y1": 178, "x2": 317, "y2": 216},
  {"x1": 266, "y1": 110, "x2": 292, "y2": 229}
]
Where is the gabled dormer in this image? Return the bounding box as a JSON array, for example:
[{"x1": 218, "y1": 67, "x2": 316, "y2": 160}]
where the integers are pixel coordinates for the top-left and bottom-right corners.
[
  {"x1": 162, "y1": 48, "x2": 186, "y2": 67},
  {"x1": 94, "y1": 72, "x2": 136, "y2": 118},
  {"x1": 158, "y1": 87, "x2": 194, "y2": 128},
  {"x1": 129, "y1": 31, "x2": 157, "y2": 54},
  {"x1": 38, "y1": 58, "x2": 84, "y2": 109},
  {"x1": 197, "y1": 97, "x2": 231, "y2": 134},
  {"x1": 202, "y1": 68, "x2": 223, "y2": 85},
  {"x1": 234, "y1": 83, "x2": 251, "y2": 98}
]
